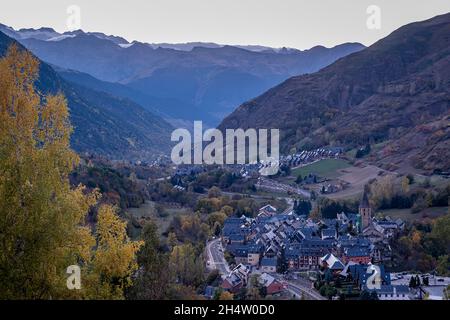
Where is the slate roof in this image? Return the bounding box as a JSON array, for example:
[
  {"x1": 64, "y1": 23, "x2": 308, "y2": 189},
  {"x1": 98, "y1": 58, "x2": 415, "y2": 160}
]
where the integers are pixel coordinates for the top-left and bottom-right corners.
[
  {"x1": 260, "y1": 205, "x2": 277, "y2": 213},
  {"x1": 259, "y1": 273, "x2": 276, "y2": 287},
  {"x1": 302, "y1": 238, "x2": 335, "y2": 249},
  {"x1": 330, "y1": 260, "x2": 345, "y2": 270},
  {"x1": 339, "y1": 237, "x2": 371, "y2": 249},
  {"x1": 321, "y1": 228, "x2": 337, "y2": 239},
  {"x1": 320, "y1": 253, "x2": 345, "y2": 270},
  {"x1": 261, "y1": 257, "x2": 278, "y2": 267},
  {"x1": 228, "y1": 244, "x2": 262, "y2": 256},
  {"x1": 297, "y1": 228, "x2": 315, "y2": 240},
  {"x1": 345, "y1": 247, "x2": 370, "y2": 257},
  {"x1": 229, "y1": 234, "x2": 245, "y2": 242},
  {"x1": 223, "y1": 273, "x2": 242, "y2": 287}
]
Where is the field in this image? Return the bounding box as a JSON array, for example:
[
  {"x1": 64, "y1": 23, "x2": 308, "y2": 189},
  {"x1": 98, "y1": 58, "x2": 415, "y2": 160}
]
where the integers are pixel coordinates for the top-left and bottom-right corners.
[
  {"x1": 377, "y1": 207, "x2": 449, "y2": 222},
  {"x1": 292, "y1": 159, "x2": 351, "y2": 179},
  {"x1": 127, "y1": 201, "x2": 193, "y2": 238},
  {"x1": 324, "y1": 165, "x2": 388, "y2": 199}
]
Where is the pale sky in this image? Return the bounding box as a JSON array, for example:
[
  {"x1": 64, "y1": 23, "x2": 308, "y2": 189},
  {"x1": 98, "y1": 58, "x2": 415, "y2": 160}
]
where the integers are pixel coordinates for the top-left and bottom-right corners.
[{"x1": 1, "y1": 0, "x2": 450, "y2": 49}]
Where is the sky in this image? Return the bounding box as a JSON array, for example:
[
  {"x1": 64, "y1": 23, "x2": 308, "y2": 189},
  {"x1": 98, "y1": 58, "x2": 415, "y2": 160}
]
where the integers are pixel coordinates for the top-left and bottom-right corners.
[{"x1": 1, "y1": 0, "x2": 450, "y2": 50}]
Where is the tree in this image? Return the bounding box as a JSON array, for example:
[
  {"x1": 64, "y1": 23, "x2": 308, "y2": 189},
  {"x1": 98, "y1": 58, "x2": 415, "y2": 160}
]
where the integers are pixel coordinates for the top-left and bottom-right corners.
[
  {"x1": 409, "y1": 276, "x2": 417, "y2": 288},
  {"x1": 219, "y1": 291, "x2": 234, "y2": 300},
  {"x1": 294, "y1": 200, "x2": 312, "y2": 216},
  {"x1": 0, "y1": 45, "x2": 98, "y2": 299},
  {"x1": 436, "y1": 255, "x2": 450, "y2": 276},
  {"x1": 221, "y1": 205, "x2": 234, "y2": 216},
  {"x1": 309, "y1": 206, "x2": 322, "y2": 221},
  {"x1": 319, "y1": 284, "x2": 337, "y2": 300},
  {"x1": 205, "y1": 269, "x2": 220, "y2": 286},
  {"x1": 401, "y1": 176, "x2": 410, "y2": 193},
  {"x1": 323, "y1": 269, "x2": 332, "y2": 283},
  {"x1": 277, "y1": 248, "x2": 288, "y2": 273},
  {"x1": 0, "y1": 45, "x2": 142, "y2": 300},
  {"x1": 208, "y1": 186, "x2": 222, "y2": 198},
  {"x1": 206, "y1": 211, "x2": 228, "y2": 229},
  {"x1": 415, "y1": 275, "x2": 421, "y2": 287},
  {"x1": 170, "y1": 244, "x2": 205, "y2": 287},
  {"x1": 430, "y1": 214, "x2": 450, "y2": 255},
  {"x1": 234, "y1": 287, "x2": 247, "y2": 300},
  {"x1": 89, "y1": 206, "x2": 143, "y2": 299},
  {"x1": 168, "y1": 232, "x2": 178, "y2": 250},
  {"x1": 128, "y1": 221, "x2": 170, "y2": 300},
  {"x1": 247, "y1": 275, "x2": 262, "y2": 300},
  {"x1": 444, "y1": 285, "x2": 450, "y2": 300},
  {"x1": 356, "y1": 144, "x2": 371, "y2": 158},
  {"x1": 369, "y1": 175, "x2": 395, "y2": 209}
]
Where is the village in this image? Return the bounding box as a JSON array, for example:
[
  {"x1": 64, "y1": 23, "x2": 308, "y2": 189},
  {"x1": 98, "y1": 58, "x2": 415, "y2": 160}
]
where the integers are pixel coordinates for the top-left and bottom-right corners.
[{"x1": 205, "y1": 191, "x2": 450, "y2": 300}]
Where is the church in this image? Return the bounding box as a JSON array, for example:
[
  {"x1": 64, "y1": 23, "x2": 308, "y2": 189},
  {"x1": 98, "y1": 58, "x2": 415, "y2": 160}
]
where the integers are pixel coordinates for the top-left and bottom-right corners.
[{"x1": 359, "y1": 189, "x2": 384, "y2": 243}]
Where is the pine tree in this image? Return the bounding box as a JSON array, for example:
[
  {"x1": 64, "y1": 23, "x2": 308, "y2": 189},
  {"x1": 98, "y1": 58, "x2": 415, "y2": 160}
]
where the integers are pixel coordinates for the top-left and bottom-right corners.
[
  {"x1": 128, "y1": 220, "x2": 170, "y2": 300},
  {"x1": 409, "y1": 276, "x2": 416, "y2": 288}
]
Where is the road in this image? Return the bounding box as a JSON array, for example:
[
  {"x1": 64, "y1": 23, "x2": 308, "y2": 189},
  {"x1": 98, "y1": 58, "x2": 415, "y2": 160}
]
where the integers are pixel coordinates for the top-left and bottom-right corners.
[
  {"x1": 286, "y1": 282, "x2": 325, "y2": 300},
  {"x1": 257, "y1": 177, "x2": 311, "y2": 198},
  {"x1": 280, "y1": 197, "x2": 294, "y2": 214},
  {"x1": 206, "y1": 238, "x2": 325, "y2": 300},
  {"x1": 206, "y1": 238, "x2": 230, "y2": 275},
  {"x1": 273, "y1": 274, "x2": 325, "y2": 300}
]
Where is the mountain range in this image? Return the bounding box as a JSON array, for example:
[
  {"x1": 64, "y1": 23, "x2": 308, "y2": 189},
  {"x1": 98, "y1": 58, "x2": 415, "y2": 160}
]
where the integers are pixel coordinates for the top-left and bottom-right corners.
[
  {"x1": 219, "y1": 13, "x2": 450, "y2": 173},
  {"x1": 0, "y1": 23, "x2": 365, "y2": 126},
  {"x1": 0, "y1": 31, "x2": 174, "y2": 161}
]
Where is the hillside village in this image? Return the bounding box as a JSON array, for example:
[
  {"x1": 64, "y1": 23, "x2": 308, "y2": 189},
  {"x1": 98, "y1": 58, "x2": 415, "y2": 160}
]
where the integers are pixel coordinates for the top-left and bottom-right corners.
[{"x1": 210, "y1": 192, "x2": 448, "y2": 300}]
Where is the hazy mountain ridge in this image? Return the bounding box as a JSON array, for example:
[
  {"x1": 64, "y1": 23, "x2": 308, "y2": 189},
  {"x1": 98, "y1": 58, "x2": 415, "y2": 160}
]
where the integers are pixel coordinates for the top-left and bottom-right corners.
[
  {"x1": 219, "y1": 13, "x2": 450, "y2": 173},
  {"x1": 55, "y1": 67, "x2": 204, "y2": 123},
  {"x1": 0, "y1": 24, "x2": 365, "y2": 125},
  {"x1": 0, "y1": 31, "x2": 174, "y2": 161}
]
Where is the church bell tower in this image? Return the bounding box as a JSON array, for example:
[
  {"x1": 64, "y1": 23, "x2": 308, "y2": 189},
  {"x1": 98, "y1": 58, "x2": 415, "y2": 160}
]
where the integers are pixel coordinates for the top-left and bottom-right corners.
[{"x1": 359, "y1": 189, "x2": 372, "y2": 230}]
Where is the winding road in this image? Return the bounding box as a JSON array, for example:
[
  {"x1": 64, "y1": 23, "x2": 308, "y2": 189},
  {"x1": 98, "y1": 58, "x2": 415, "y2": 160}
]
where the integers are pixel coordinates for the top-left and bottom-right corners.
[
  {"x1": 206, "y1": 238, "x2": 324, "y2": 300},
  {"x1": 206, "y1": 238, "x2": 230, "y2": 275}
]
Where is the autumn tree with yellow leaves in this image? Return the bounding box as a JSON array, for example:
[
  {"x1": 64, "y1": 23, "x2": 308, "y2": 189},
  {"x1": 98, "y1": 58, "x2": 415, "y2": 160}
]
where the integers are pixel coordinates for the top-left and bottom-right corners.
[{"x1": 0, "y1": 45, "x2": 141, "y2": 299}]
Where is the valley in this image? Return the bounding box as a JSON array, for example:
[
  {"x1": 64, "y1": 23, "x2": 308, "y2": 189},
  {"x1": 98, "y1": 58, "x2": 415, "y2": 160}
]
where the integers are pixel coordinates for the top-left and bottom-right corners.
[{"x1": 0, "y1": 6, "x2": 449, "y2": 303}]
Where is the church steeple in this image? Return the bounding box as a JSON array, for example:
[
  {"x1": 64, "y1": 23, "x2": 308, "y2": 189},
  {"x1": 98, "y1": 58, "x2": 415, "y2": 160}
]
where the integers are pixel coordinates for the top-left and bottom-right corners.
[{"x1": 359, "y1": 188, "x2": 372, "y2": 230}]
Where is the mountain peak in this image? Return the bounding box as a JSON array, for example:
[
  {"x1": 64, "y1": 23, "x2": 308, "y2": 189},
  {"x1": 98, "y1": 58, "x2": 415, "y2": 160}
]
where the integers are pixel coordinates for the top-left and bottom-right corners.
[{"x1": 219, "y1": 13, "x2": 450, "y2": 173}]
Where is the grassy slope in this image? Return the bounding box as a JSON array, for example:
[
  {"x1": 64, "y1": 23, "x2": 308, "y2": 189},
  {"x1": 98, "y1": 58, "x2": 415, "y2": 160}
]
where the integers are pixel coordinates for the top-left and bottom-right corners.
[
  {"x1": 378, "y1": 207, "x2": 449, "y2": 223},
  {"x1": 292, "y1": 159, "x2": 351, "y2": 179}
]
